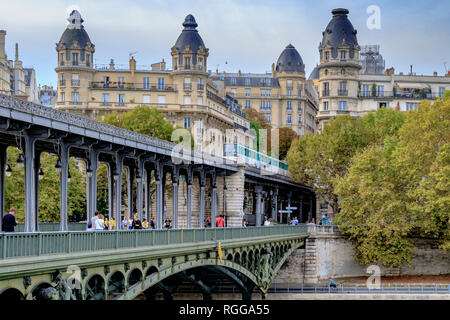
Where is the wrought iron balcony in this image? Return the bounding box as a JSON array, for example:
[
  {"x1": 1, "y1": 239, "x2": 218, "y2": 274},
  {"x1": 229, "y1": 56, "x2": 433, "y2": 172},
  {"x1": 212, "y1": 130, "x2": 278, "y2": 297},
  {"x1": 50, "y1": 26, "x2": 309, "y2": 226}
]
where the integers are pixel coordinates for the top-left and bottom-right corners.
[
  {"x1": 358, "y1": 91, "x2": 440, "y2": 100},
  {"x1": 322, "y1": 90, "x2": 329, "y2": 97},
  {"x1": 197, "y1": 84, "x2": 204, "y2": 90},
  {"x1": 338, "y1": 89, "x2": 348, "y2": 96},
  {"x1": 60, "y1": 80, "x2": 66, "y2": 86},
  {"x1": 89, "y1": 82, "x2": 176, "y2": 91},
  {"x1": 183, "y1": 83, "x2": 192, "y2": 90},
  {"x1": 71, "y1": 80, "x2": 80, "y2": 86}
]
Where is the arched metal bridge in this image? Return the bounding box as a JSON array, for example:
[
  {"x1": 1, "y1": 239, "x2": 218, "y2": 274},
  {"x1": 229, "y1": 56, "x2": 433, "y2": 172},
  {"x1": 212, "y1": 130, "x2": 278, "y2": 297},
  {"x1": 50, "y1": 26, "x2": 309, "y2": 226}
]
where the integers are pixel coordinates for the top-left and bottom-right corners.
[{"x1": 0, "y1": 225, "x2": 308, "y2": 300}]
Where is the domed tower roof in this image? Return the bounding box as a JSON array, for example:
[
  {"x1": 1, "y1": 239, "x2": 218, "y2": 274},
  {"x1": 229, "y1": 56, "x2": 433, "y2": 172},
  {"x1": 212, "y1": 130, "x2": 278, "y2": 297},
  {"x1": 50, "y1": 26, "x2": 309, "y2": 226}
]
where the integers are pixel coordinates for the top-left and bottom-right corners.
[
  {"x1": 308, "y1": 65, "x2": 319, "y2": 80},
  {"x1": 275, "y1": 44, "x2": 305, "y2": 72},
  {"x1": 174, "y1": 14, "x2": 206, "y2": 53},
  {"x1": 58, "y1": 10, "x2": 92, "y2": 48},
  {"x1": 320, "y1": 8, "x2": 358, "y2": 58}
]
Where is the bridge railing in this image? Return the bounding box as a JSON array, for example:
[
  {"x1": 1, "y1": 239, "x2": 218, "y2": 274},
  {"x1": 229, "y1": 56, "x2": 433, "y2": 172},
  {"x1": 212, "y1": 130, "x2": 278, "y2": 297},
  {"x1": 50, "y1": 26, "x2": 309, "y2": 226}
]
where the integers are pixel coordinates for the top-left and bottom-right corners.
[{"x1": 0, "y1": 225, "x2": 308, "y2": 260}]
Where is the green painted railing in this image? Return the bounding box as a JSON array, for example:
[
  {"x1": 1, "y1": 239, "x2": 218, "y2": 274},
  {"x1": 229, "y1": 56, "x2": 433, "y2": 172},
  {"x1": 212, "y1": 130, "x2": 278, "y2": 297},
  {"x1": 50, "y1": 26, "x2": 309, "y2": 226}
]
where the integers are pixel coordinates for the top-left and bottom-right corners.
[
  {"x1": 15, "y1": 223, "x2": 87, "y2": 232},
  {"x1": 0, "y1": 225, "x2": 308, "y2": 260}
]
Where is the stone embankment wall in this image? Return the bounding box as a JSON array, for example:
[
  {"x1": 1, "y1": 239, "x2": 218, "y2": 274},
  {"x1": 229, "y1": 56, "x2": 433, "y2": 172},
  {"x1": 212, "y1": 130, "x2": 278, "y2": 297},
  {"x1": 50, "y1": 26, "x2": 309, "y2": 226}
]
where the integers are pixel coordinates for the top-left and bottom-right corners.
[{"x1": 275, "y1": 225, "x2": 450, "y2": 283}]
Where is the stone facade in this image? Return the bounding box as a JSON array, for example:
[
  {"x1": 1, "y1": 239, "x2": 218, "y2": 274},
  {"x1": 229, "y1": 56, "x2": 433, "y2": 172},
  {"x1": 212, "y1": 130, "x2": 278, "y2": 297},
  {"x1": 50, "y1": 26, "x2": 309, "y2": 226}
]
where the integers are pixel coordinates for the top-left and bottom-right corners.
[{"x1": 274, "y1": 226, "x2": 450, "y2": 283}]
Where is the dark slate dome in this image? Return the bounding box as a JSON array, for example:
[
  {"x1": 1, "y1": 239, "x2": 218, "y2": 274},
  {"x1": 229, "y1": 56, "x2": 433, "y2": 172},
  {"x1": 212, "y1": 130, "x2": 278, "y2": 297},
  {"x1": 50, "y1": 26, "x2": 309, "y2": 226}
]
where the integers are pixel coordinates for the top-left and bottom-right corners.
[
  {"x1": 174, "y1": 14, "x2": 206, "y2": 53},
  {"x1": 275, "y1": 44, "x2": 305, "y2": 72},
  {"x1": 308, "y1": 65, "x2": 319, "y2": 80},
  {"x1": 320, "y1": 8, "x2": 358, "y2": 58},
  {"x1": 58, "y1": 10, "x2": 92, "y2": 48}
]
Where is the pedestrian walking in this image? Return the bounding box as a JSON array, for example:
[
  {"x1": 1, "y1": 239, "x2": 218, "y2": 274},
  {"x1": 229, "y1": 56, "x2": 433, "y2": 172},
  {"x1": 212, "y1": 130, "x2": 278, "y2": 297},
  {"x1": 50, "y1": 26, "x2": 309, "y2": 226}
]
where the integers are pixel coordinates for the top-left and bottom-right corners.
[
  {"x1": 150, "y1": 216, "x2": 155, "y2": 229},
  {"x1": 216, "y1": 215, "x2": 225, "y2": 228},
  {"x1": 94, "y1": 214, "x2": 104, "y2": 231},
  {"x1": 110, "y1": 217, "x2": 116, "y2": 230},
  {"x1": 132, "y1": 214, "x2": 142, "y2": 230},
  {"x1": 1, "y1": 208, "x2": 17, "y2": 232},
  {"x1": 142, "y1": 218, "x2": 148, "y2": 229}
]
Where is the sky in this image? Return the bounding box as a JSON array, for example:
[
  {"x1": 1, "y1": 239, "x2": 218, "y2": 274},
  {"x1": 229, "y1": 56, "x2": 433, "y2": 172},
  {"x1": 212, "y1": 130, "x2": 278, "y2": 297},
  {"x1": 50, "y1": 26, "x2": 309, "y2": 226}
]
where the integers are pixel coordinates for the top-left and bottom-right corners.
[{"x1": 0, "y1": 0, "x2": 449, "y2": 88}]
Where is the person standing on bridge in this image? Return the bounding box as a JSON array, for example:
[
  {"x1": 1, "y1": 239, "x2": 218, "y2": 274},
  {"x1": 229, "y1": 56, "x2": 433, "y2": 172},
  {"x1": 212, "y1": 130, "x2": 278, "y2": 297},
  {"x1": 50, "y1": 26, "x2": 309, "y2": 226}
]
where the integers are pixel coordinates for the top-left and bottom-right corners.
[
  {"x1": 132, "y1": 214, "x2": 143, "y2": 230},
  {"x1": 216, "y1": 215, "x2": 225, "y2": 228},
  {"x1": 94, "y1": 214, "x2": 104, "y2": 231},
  {"x1": 2, "y1": 208, "x2": 17, "y2": 232}
]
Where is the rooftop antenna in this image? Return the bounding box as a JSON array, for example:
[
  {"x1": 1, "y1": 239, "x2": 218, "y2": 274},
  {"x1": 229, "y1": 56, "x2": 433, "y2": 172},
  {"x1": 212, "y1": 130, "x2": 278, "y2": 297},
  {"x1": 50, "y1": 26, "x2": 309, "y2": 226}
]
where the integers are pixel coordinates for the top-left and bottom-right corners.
[{"x1": 129, "y1": 51, "x2": 138, "y2": 60}]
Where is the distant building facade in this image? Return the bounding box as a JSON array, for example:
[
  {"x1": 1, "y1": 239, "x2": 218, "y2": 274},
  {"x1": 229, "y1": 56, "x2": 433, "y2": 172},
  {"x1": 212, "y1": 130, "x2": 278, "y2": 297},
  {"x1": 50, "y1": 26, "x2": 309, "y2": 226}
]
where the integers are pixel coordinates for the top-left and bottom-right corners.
[
  {"x1": 0, "y1": 30, "x2": 38, "y2": 102},
  {"x1": 211, "y1": 44, "x2": 319, "y2": 137},
  {"x1": 38, "y1": 85, "x2": 57, "y2": 107},
  {"x1": 55, "y1": 11, "x2": 254, "y2": 153},
  {"x1": 313, "y1": 8, "x2": 450, "y2": 131}
]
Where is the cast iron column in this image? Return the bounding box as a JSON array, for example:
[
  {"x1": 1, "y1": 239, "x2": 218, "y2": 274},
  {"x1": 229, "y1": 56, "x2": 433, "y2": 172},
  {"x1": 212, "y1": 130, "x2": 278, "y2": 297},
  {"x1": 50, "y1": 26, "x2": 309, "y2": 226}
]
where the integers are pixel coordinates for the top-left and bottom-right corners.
[
  {"x1": 115, "y1": 153, "x2": 124, "y2": 229},
  {"x1": 23, "y1": 133, "x2": 38, "y2": 232},
  {"x1": 33, "y1": 151, "x2": 41, "y2": 231},
  {"x1": 0, "y1": 144, "x2": 6, "y2": 230},
  {"x1": 126, "y1": 165, "x2": 134, "y2": 218},
  {"x1": 172, "y1": 169, "x2": 179, "y2": 229},
  {"x1": 199, "y1": 174, "x2": 206, "y2": 228},
  {"x1": 88, "y1": 148, "x2": 100, "y2": 222},
  {"x1": 272, "y1": 188, "x2": 278, "y2": 223},
  {"x1": 59, "y1": 142, "x2": 70, "y2": 231},
  {"x1": 211, "y1": 173, "x2": 217, "y2": 228},
  {"x1": 155, "y1": 162, "x2": 163, "y2": 229},
  {"x1": 145, "y1": 168, "x2": 151, "y2": 222},
  {"x1": 254, "y1": 186, "x2": 263, "y2": 227},
  {"x1": 287, "y1": 191, "x2": 292, "y2": 223},
  {"x1": 299, "y1": 194, "x2": 303, "y2": 223},
  {"x1": 107, "y1": 163, "x2": 114, "y2": 222},
  {"x1": 136, "y1": 158, "x2": 144, "y2": 222}
]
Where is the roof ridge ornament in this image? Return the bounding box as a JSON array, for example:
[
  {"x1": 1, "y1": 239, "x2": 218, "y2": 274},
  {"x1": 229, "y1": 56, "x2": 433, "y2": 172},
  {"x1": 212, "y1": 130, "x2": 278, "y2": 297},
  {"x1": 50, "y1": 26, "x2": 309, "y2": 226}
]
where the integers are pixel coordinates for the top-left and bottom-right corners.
[
  {"x1": 67, "y1": 10, "x2": 84, "y2": 30},
  {"x1": 183, "y1": 14, "x2": 198, "y2": 30}
]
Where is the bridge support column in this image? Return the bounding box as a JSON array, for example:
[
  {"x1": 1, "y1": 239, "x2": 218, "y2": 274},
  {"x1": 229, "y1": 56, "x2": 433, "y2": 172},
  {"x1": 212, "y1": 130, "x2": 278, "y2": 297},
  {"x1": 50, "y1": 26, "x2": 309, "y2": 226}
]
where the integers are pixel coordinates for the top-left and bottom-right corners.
[
  {"x1": 0, "y1": 144, "x2": 6, "y2": 230},
  {"x1": 136, "y1": 158, "x2": 144, "y2": 222},
  {"x1": 200, "y1": 184, "x2": 205, "y2": 228},
  {"x1": 254, "y1": 186, "x2": 263, "y2": 227},
  {"x1": 309, "y1": 197, "x2": 313, "y2": 222},
  {"x1": 186, "y1": 183, "x2": 192, "y2": 228},
  {"x1": 171, "y1": 167, "x2": 179, "y2": 229},
  {"x1": 59, "y1": 142, "x2": 70, "y2": 231},
  {"x1": 272, "y1": 188, "x2": 278, "y2": 224},
  {"x1": 211, "y1": 173, "x2": 217, "y2": 228},
  {"x1": 23, "y1": 133, "x2": 39, "y2": 232},
  {"x1": 115, "y1": 153, "x2": 124, "y2": 229},
  {"x1": 126, "y1": 166, "x2": 134, "y2": 218},
  {"x1": 33, "y1": 150, "x2": 41, "y2": 231},
  {"x1": 155, "y1": 162, "x2": 164, "y2": 229},
  {"x1": 107, "y1": 163, "x2": 114, "y2": 223},
  {"x1": 88, "y1": 148, "x2": 100, "y2": 223},
  {"x1": 287, "y1": 191, "x2": 292, "y2": 223},
  {"x1": 145, "y1": 168, "x2": 151, "y2": 223}
]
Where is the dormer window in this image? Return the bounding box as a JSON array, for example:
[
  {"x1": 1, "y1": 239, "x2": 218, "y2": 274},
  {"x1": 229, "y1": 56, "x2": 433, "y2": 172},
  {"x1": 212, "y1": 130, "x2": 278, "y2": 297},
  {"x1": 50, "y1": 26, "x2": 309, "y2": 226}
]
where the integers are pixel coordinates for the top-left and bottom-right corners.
[
  {"x1": 184, "y1": 57, "x2": 191, "y2": 69},
  {"x1": 340, "y1": 51, "x2": 346, "y2": 59},
  {"x1": 72, "y1": 52, "x2": 78, "y2": 65},
  {"x1": 231, "y1": 77, "x2": 236, "y2": 85},
  {"x1": 198, "y1": 57, "x2": 203, "y2": 70},
  {"x1": 325, "y1": 51, "x2": 330, "y2": 60},
  {"x1": 324, "y1": 69, "x2": 328, "y2": 76}
]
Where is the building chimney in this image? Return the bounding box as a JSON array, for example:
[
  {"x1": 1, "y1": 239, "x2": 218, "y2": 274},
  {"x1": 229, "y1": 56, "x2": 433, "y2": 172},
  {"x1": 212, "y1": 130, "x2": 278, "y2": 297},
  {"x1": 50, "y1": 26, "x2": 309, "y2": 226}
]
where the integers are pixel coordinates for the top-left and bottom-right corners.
[
  {"x1": 161, "y1": 58, "x2": 166, "y2": 71},
  {"x1": 15, "y1": 43, "x2": 19, "y2": 61},
  {"x1": 271, "y1": 63, "x2": 275, "y2": 76},
  {"x1": 129, "y1": 56, "x2": 136, "y2": 75},
  {"x1": 433, "y1": 71, "x2": 438, "y2": 76},
  {"x1": 0, "y1": 30, "x2": 6, "y2": 60},
  {"x1": 109, "y1": 58, "x2": 115, "y2": 70}
]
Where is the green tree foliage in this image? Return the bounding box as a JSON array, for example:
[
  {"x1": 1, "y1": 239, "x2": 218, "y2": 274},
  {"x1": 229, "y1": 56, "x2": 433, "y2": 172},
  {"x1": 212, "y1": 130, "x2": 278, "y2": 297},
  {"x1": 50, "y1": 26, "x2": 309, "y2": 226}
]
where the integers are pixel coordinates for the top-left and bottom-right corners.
[
  {"x1": 244, "y1": 108, "x2": 271, "y2": 152},
  {"x1": 278, "y1": 127, "x2": 298, "y2": 160},
  {"x1": 4, "y1": 148, "x2": 86, "y2": 222},
  {"x1": 334, "y1": 94, "x2": 449, "y2": 266},
  {"x1": 101, "y1": 105, "x2": 174, "y2": 141}
]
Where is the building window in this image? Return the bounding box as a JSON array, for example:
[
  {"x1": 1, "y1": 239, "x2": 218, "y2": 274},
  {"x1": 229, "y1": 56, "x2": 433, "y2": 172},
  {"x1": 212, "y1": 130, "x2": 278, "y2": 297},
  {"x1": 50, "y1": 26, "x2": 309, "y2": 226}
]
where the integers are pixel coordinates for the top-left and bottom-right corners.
[
  {"x1": 298, "y1": 102, "x2": 302, "y2": 112},
  {"x1": 287, "y1": 89, "x2": 292, "y2": 96},
  {"x1": 142, "y1": 95, "x2": 150, "y2": 104},
  {"x1": 143, "y1": 77, "x2": 150, "y2": 89},
  {"x1": 196, "y1": 118, "x2": 203, "y2": 134},
  {"x1": 338, "y1": 101, "x2": 347, "y2": 110},
  {"x1": 184, "y1": 57, "x2": 191, "y2": 69},
  {"x1": 338, "y1": 82, "x2": 347, "y2": 96},
  {"x1": 60, "y1": 53, "x2": 64, "y2": 66},
  {"x1": 325, "y1": 51, "x2": 329, "y2": 60},
  {"x1": 265, "y1": 114, "x2": 271, "y2": 123},
  {"x1": 198, "y1": 58, "x2": 203, "y2": 70},
  {"x1": 245, "y1": 78, "x2": 250, "y2": 86},
  {"x1": 230, "y1": 88, "x2": 237, "y2": 97},
  {"x1": 287, "y1": 101, "x2": 292, "y2": 111},
  {"x1": 260, "y1": 101, "x2": 265, "y2": 110},
  {"x1": 377, "y1": 85, "x2": 384, "y2": 97},
  {"x1": 71, "y1": 74, "x2": 79, "y2": 86},
  {"x1": 184, "y1": 117, "x2": 191, "y2": 128},
  {"x1": 323, "y1": 101, "x2": 329, "y2": 111},
  {"x1": 72, "y1": 52, "x2": 78, "y2": 65},
  {"x1": 439, "y1": 87, "x2": 445, "y2": 98},
  {"x1": 297, "y1": 128, "x2": 302, "y2": 136},
  {"x1": 340, "y1": 51, "x2": 346, "y2": 59},
  {"x1": 184, "y1": 78, "x2": 191, "y2": 90},
  {"x1": 324, "y1": 69, "x2": 328, "y2": 76},
  {"x1": 322, "y1": 82, "x2": 329, "y2": 96},
  {"x1": 231, "y1": 77, "x2": 236, "y2": 85},
  {"x1": 157, "y1": 95, "x2": 166, "y2": 106},
  {"x1": 86, "y1": 54, "x2": 90, "y2": 67},
  {"x1": 265, "y1": 78, "x2": 271, "y2": 86},
  {"x1": 197, "y1": 78, "x2": 204, "y2": 90},
  {"x1": 60, "y1": 92, "x2": 65, "y2": 102},
  {"x1": 158, "y1": 78, "x2": 165, "y2": 90},
  {"x1": 102, "y1": 93, "x2": 110, "y2": 103},
  {"x1": 117, "y1": 94, "x2": 125, "y2": 103},
  {"x1": 341, "y1": 68, "x2": 346, "y2": 75},
  {"x1": 298, "y1": 114, "x2": 302, "y2": 124},
  {"x1": 286, "y1": 114, "x2": 292, "y2": 124},
  {"x1": 245, "y1": 100, "x2": 251, "y2": 108},
  {"x1": 245, "y1": 88, "x2": 251, "y2": 97},
  {"x1": 406, "y1": 102, "x2": 418, "y2": 111},
  {"x1": 362, "y1": 84, "x2": 370, "y2": 97},
  {"x1": 71, "y1": 92, "x2": 79, "y2": 102},
  {"x1": 118, "y1": 77, "x2": 124, "y2": 88},
  {"x1": 196, "y1": 96, "x2": 202, "y2": 105},
  {"x1": 266, "y1": 101, "x2": 271, "y2": 110},
  {"x1": 183, "y1": 95, "x2": 191, "y2": 105}
]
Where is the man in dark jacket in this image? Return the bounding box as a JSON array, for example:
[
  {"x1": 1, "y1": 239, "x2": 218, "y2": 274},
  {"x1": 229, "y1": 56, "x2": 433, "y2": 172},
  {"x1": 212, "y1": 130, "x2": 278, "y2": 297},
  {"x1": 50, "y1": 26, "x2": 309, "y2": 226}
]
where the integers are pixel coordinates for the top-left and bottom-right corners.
[
  {"x1": 2, "y1": 208, "x2": 17, "y2": 232},
  {"x1": 132, "y1": 214, "x2": 142, "y2": 229}
]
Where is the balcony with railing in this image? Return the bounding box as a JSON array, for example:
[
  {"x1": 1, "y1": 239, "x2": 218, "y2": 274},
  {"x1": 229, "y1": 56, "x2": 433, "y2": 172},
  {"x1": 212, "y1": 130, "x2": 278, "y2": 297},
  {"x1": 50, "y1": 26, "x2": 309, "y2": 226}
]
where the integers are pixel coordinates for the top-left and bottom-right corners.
[
  {"x1": 183, "y1": 83, "x2": 192, "y2": 91},
  {"x1": 322, "y1": 90, "x2": 329, "y2": 97},
  {"x1": 358, "y1": 90, "x2": 440, "y2": 100},
  {"x1": 60, "y1": 80, "x2": 66, "y2": 87},
  {"x1": 89, "y1": 82, "x2": 176, "y2": 92},
  {"x1": 71, "y1": 80, "x2": 80, "y2": 86},
  {"x1": 197, "y1": 84, "x2": 204, "y2": 91},
  {"x1": 338, "y1": 89, "x2": 348, "y2": 96}
]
